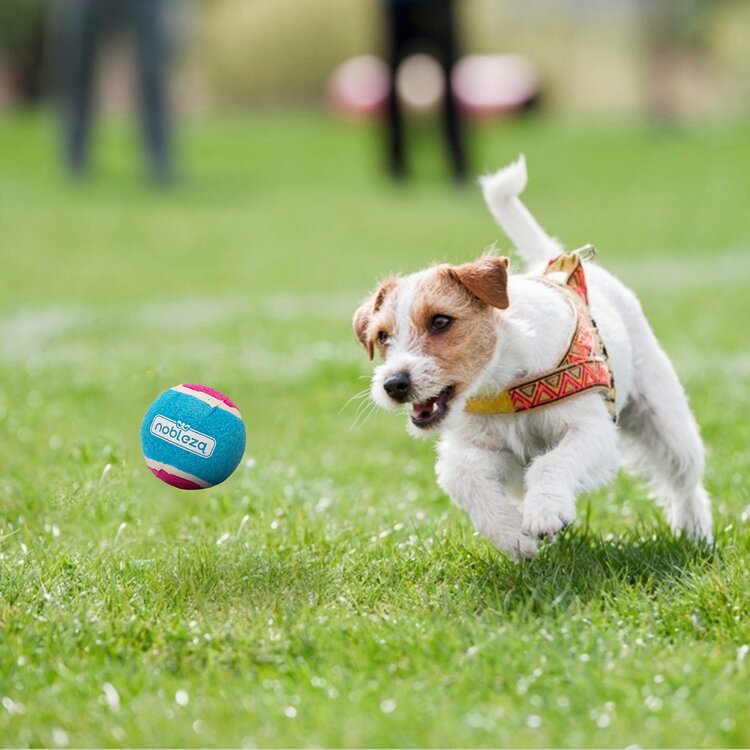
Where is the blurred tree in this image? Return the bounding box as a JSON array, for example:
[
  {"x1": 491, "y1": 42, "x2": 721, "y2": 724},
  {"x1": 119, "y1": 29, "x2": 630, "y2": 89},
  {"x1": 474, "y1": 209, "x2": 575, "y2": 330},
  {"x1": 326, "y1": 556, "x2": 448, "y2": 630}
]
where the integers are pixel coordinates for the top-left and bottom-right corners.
[
  {"x1": 0, "y1": 0, "x2": 47, "y2": 103},
  {"x1": 640, "y1": 0, "x2": 734, "y2": 120},
  {"x1": 196, "y1": 0, "x2": 379, "y2": 107}
]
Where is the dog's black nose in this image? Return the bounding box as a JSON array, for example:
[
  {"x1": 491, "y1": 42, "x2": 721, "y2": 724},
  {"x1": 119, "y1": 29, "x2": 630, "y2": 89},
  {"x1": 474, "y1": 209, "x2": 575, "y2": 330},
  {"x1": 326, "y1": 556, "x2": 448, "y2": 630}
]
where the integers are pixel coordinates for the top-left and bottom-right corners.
[{"x1": 383, "y1": 372, "x2": 411, "y2": 402}]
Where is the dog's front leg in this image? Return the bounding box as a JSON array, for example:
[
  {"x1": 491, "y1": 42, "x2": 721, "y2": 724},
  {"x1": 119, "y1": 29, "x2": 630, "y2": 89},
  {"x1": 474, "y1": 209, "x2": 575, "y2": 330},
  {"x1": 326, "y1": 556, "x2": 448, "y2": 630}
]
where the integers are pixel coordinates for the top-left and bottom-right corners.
[
  {"x1": 522, "y1": 412, "x2": 618, "y2": 539},
  {"x1": 436, "y1": 437, "x2": 538, "y2": 560}
]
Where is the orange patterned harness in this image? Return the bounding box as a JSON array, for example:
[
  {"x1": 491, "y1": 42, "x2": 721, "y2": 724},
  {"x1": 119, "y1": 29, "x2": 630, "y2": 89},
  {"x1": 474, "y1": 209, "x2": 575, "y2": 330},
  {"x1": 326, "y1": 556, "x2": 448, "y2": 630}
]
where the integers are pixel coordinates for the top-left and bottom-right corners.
[{"x1": 464, "y1": 249, "x2": 617, "y2": 421}]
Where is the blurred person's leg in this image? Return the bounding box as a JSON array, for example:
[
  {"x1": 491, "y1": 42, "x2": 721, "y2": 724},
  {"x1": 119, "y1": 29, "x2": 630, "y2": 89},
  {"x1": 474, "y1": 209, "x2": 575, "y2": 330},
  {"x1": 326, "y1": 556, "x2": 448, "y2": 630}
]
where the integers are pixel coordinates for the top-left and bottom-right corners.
[
  {"x1": 440, "y1": 68, "x2": 466, "y2": 182},
  {"x1": 383, "y1": 0, "x2": 467, "y2": 181},
  {"x1": 132, "y1": 0, "x2": 171, "y2": 184},
  {"x1": 61, "y1": 0, "x2": 103, "y2": 175},
  {"x1": 412, "y1": 0, "x2": 465, "y2": 181},
  {"x1": 385, "y1": 1, "x2": 411, "y2": 179},
  {"x1": 434, "y1": 0, "x2": 466, "y2": 182}
]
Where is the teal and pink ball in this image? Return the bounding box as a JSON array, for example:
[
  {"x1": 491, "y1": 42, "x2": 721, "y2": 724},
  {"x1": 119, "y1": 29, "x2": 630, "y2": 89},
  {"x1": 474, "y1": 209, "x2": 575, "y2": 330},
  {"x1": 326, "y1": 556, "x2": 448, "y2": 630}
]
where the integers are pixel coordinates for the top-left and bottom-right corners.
[{"x1": 140, "y1": 384, "x2": 246, "y2": 490}]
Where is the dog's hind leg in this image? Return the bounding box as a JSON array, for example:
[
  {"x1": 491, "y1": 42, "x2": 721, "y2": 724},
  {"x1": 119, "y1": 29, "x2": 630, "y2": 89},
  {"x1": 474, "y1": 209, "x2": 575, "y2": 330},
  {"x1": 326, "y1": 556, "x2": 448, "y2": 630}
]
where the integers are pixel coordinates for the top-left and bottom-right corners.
[{"x1": 618, "y1": 340, "x2": 713, "y2": 543}]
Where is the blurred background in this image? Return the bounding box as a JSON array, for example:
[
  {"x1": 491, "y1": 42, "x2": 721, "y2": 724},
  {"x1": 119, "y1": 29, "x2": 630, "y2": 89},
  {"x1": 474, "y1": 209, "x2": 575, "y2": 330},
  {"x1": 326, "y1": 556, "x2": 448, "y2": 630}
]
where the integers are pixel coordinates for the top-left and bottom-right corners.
[
  {"x1": 2, "y1": 0, "x2": 750, "y2": 171},
  {"x1": 1, "y1": 0, "x2": 749, "y2": 443},
  {"x1": 2, "y1": 3, "x2": 750, "y2": 746},
  {"x1": 3, "y1": 0, "x2": 750, "y2": 117}
]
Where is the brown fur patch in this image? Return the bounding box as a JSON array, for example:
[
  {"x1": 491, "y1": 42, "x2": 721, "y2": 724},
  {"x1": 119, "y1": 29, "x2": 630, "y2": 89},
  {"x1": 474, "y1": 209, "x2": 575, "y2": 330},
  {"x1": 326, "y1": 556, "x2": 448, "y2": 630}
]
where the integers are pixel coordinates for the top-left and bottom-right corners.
[
  {"x1": 447, "y1": 256, "x2": 509, "y2": 309},
  {"x1": 407, "y1": 268, "x2": 498, "y2": 397},
  {"x1": 373, "y1": 278, "x2": 397, "y2": 313},
  {"x1": 352, "y1": 277, "x2": 398, "y2": 360}
]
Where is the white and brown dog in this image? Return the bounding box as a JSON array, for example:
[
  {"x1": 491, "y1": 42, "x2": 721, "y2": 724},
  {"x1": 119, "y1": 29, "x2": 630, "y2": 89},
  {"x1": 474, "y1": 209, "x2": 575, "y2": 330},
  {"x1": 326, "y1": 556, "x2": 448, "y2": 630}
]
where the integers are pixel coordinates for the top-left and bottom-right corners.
[{"x1": 353, "y1": 156, "x2": 713, "y2": 560}]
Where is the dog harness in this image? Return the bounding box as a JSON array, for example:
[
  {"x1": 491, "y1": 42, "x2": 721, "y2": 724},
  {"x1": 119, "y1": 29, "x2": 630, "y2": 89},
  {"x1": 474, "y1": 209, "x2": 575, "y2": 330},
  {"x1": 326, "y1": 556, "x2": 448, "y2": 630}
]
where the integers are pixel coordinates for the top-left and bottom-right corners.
[{"x1": 464, "y1": 247, "x2": 617, "y2": 421}]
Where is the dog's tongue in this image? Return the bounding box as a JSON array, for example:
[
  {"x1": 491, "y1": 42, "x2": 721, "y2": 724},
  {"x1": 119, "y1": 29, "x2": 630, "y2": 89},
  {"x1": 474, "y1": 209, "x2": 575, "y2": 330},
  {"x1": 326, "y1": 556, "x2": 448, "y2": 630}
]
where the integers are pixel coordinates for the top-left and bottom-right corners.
[{"x1": 411, "y1": 396, "x2": 438, "y2": 422}]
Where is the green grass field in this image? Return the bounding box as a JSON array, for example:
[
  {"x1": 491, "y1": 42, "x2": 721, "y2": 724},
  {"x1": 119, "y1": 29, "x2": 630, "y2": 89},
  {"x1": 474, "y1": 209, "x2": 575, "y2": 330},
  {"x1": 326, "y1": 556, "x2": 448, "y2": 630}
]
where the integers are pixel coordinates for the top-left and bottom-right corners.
[{"x1": 1, "y1": 110, "x2": 749, "y2": 748}]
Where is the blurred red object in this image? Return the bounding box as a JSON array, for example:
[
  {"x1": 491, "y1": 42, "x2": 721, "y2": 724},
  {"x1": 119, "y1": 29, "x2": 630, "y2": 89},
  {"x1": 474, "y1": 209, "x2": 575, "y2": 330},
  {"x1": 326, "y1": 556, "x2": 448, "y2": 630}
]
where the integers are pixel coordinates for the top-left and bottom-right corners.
[
  {"x1": 327, "y1": 53, "x2": 540, "y2": 122},
  {"x1": 452, "y1": 54, "x2": 540, "y2": 118},
  {"x1": 326, "y1": 55, "x2": 389, "y2": 120}
]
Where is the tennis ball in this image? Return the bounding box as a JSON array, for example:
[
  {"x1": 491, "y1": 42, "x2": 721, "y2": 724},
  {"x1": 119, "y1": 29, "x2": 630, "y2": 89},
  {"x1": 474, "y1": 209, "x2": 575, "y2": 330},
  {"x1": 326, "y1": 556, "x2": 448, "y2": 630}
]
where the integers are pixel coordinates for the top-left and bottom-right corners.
[{"x1": 141, "y1": 383, "x2": 246, "y2": 490}]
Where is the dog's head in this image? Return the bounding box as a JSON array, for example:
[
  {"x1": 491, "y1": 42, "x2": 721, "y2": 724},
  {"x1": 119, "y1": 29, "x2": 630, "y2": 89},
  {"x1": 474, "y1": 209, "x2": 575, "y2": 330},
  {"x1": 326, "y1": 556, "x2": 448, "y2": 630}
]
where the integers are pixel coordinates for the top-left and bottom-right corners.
[{"x1": 353, "y1": 256, "x2": 509, "y2": 435}]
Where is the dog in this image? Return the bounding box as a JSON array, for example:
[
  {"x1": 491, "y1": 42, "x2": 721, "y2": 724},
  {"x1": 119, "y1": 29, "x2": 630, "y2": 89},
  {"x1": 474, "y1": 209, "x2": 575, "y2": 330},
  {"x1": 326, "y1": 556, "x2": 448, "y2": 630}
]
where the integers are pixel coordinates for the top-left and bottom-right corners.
[{"x1": 353, "y1": 156, "x2": 713, "y2": 560}]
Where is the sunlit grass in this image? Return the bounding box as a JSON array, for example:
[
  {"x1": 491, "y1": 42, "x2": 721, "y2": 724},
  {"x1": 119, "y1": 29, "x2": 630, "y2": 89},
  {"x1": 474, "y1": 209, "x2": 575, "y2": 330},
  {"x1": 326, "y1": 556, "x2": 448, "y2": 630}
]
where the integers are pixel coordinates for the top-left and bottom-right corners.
[{"x1": 1, "y1": 110, "x2": 749, "y2": 747}]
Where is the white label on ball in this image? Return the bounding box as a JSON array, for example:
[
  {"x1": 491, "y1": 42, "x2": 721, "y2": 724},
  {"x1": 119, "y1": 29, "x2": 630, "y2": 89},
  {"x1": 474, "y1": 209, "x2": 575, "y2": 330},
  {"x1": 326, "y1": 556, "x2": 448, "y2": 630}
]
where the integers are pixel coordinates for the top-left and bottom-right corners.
[{"x1": 149, "y1": 415, "x2": 216, "y2": 458}]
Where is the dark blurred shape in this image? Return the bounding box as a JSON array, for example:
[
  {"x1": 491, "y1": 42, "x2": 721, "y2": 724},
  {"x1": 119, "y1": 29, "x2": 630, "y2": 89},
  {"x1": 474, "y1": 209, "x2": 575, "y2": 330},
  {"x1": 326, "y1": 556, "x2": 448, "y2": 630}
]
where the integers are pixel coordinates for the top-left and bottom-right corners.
[
  {"x1": 0, "y1": 0, "x2": 47, "y2": 104},
  {"x1": 52, "y1": 0, "x2": 173, "y2": 183},
  {"x1": 382, "y1": 0, "x2": 466, "y2": 182}
]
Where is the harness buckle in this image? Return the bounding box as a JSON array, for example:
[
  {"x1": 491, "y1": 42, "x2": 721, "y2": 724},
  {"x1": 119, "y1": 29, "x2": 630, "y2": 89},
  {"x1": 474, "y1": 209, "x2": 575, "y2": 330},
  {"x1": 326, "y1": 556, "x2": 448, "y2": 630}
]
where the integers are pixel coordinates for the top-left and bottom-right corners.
[{"x1": 573, "y1": 243, "x2": 597, "y2": 262}]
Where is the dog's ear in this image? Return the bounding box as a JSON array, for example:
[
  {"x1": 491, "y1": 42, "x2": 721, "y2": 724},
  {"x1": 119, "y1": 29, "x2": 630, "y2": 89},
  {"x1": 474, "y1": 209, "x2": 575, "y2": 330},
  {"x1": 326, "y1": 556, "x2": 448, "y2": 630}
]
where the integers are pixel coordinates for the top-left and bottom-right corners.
[
  {"x1": 353, "y1": 303, "x2": 375, "y2": 360},
  {"x1": 353, "y1": 278, "x2": 397, "y2": 360},
  {"x1": 447, "y1": 256, "x2": 510, "y2": 309}
]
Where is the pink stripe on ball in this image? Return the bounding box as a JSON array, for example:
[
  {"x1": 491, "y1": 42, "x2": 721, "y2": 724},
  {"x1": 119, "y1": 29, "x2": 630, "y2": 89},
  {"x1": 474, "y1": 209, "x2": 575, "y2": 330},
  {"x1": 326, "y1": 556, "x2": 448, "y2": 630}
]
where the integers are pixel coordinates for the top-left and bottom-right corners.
[
  {"x1": 149, "y1": 467, "x2": 205, "y2": 490},
  {"x1": 182, "y1": 383, "x2": 239, "y2": 410}
]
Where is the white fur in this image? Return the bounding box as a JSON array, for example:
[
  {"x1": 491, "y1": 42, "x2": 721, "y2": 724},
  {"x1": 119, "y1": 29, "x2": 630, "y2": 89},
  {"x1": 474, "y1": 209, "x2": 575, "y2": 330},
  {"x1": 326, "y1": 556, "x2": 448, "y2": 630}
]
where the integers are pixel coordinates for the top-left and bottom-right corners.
[
  {"x1": 368, "y1": 157, "x2": 713, "y2": 560},
  {"x1": 479, "y1": 154, "x2": 562, "y2": 266}
]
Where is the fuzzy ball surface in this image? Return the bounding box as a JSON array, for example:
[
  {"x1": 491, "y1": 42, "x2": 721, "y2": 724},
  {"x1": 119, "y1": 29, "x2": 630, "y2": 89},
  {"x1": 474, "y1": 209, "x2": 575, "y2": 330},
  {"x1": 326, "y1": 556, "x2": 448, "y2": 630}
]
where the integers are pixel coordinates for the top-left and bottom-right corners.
[{"x1": 141, "y1": 384, "x2": 246, "y2": 490}]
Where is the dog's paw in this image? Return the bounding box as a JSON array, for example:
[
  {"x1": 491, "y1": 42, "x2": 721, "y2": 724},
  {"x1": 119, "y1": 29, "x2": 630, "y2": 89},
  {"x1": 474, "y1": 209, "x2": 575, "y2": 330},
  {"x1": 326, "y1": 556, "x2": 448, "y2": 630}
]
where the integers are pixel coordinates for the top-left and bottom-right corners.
[
  {"x1": 666, "y1": 486, "x2": 714, "y2": 545},
  {"x1": 485, "y1": 529, "x2": 538, "y2": 561},
  {"x1": 522, "y1": 491, "x2": 575, "y2": 540},
  {"x1": 479, "y1": 525, "x2": 539, "y2": 561},
  {"x1": 507, "y1": 532, "x2": 539, "y2": 561}
]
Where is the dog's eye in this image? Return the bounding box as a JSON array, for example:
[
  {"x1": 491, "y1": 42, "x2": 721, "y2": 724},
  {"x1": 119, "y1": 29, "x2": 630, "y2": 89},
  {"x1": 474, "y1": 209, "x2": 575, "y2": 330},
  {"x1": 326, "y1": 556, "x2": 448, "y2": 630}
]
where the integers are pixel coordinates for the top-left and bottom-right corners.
[
  {"x1": 429, "y1": 314, "x2": 453, "y2": 333},
  {"x1": 377, "y1": 330, "x2": 390, "y2": 345}
]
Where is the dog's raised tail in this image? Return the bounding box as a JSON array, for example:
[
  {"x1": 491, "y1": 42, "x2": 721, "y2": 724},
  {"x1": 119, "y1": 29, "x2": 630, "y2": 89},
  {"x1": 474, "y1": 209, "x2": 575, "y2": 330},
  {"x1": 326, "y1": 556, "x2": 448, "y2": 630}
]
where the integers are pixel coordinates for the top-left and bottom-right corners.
[{"x1": 480, "y1": 155, "x2": 562, "y2": 266}]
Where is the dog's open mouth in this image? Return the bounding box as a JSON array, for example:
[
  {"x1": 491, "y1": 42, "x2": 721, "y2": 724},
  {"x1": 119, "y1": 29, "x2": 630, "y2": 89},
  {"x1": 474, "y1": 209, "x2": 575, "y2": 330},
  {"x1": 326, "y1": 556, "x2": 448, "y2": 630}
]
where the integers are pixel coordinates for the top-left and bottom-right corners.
[{"x1": 410, "y1": 386, "x2": 454, "y2": 429}]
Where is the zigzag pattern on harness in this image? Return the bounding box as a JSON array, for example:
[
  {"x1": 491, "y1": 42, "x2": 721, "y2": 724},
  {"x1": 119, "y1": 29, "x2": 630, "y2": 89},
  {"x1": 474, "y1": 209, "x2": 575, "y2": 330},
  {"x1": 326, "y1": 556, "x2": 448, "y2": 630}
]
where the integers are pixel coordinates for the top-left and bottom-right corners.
[{"x1": 465, "y1": 251, "x2": 617, "y2": 420}]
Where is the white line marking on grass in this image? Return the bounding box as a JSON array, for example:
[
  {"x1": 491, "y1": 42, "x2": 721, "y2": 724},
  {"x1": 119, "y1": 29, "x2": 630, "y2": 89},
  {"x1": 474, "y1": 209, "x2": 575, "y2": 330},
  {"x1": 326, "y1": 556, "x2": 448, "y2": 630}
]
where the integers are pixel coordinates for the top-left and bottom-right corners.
[
  {"x1": 1, "y1": 292, "x2": 356, "y2": 356},
  {"x1": 0, "y1": 292, "x2": 362, "y2": 380},
  {"x1": 608, "y1": 246, "x2": 750, "y2": 291},
  {"x1": 2, "y1": 248, "x2": 747, "y2": 381}
]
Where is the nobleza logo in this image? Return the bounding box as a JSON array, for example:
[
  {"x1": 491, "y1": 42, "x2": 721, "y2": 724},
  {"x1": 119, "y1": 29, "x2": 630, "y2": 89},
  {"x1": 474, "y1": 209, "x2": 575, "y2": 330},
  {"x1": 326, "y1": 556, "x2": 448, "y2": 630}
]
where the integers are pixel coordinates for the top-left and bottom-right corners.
[{"x1": 150, "y1": 415, "x2": 216, "y2": 458}]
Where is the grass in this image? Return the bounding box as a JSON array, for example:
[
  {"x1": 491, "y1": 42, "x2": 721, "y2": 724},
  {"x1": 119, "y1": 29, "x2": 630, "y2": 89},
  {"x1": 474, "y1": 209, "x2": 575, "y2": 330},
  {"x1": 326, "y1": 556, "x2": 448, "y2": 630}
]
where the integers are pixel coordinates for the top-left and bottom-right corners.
[{"x1": 1, "y1": 108, "x2": 750, "y2": 747}]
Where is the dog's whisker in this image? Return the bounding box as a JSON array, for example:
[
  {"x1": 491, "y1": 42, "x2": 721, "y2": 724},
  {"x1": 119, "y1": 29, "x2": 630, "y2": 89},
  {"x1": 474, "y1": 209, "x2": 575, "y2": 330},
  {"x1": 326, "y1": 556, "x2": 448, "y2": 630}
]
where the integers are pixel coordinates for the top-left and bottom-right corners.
[
  {"x1": 350, "y1": 399, "x2": 378, "y2": 431},
  {"x1": 352, "y1": 399, "x2": 375, "y2": 425},
  {"x1": 338, "y1": 388, "x2": 372, "y2": 416},
  {"x1": 352, "y1": 395, "x2": 372, "y2": 419}
]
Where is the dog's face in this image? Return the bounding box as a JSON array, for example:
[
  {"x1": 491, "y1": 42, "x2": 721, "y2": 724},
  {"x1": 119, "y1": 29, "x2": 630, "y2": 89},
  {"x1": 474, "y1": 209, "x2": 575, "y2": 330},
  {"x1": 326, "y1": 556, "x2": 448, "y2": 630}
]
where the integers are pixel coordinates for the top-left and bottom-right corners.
[{"x1": 353, "y1": 256, "x2": 509, "y2": 435}]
